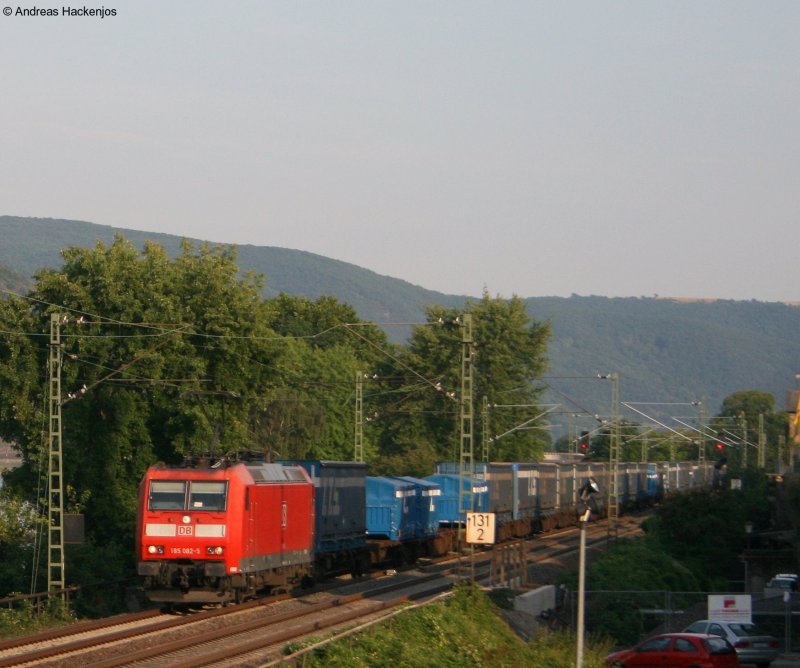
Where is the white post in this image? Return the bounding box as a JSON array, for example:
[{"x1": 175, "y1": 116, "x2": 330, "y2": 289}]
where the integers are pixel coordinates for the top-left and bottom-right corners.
[{"x1": 576, "y1": 508, "x2": 590, "y2": 668}]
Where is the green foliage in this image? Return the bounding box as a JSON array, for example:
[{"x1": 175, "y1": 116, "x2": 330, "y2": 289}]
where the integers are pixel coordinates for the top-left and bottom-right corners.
[
  {"x1": 525, "y1": 631, "x2": 612, "y2": 668},
  {"x1": 770, "y1": 472, "x2": 800, "y2": 537},
  {"x1": 0, "y1": 225, "x2": 790, "y2": 621},
  {"x1": 716, "y1": 390, "x2": 788, "y2": 458},
  {"x1": 369, "y1": 440, "x2": 440, "y2": 478},
  {"x1": 576, "y1": 538, "x2": 701, "y2": 644},
  {"x1": 0, "y1": 235, "x2": 387, "y2": 581},
  {"x1": 530, "y1": 295, "x2": 800, "y2": 423},
  {"x1": 0, "y1": 295, "x2": 42, "y2": 454},
  {"x1": 0, "y1": 216, "x2": 465, "y2": 344},
  {"x1": 373, "y1": 293, "x2": 551, "y2": 469},
  {"x1": 561, "y1": 386, "x2": 788, "y2": 467},
  {"x1": 0, "y1": 597, "x2": 74, "y2": 639},
  {"x1": 294, "y1": 584, "x2": 612, "y2": 668},
  {"x1": 0, "y1": 492, "x2": 42, "y2": 596},
  {"x1": 3, "y1": 217, "x2": 800, "y2": 417},
  {"x1": 643, "y1": 481, "x2": 770, "y2": 589},
  {"x1": 571, "y1": 479, "x2": 776, "y2": 646},
  {"x1": 67, "y1": 540, "x2": 134, "y2": 618}
]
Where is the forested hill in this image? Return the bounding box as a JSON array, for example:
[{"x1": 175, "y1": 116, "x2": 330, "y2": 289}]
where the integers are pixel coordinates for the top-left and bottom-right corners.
[
  {"x1": 0, "y1": 216, "x2": 465, "y2": 328},
  {"x1": 527, "y1": 296, "x2": 800, "y2": 419},
  {"x1": 2, "y1": 215, "x2": 799, "y2": 415}
]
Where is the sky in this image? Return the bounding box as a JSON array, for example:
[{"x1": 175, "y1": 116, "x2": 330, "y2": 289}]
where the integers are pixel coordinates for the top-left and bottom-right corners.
[{"x1": 1, "y1": 2, "x2": 798, "y2": 302}]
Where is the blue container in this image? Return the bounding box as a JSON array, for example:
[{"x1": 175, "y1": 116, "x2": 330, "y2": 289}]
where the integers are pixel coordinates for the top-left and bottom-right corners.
[
  {"x1": 535, "y1": 462, "x2": 559, "y2": 518},
  {"x1": 645, "y1": 462, "x2": 663, "y2": 499},
  {"x1": 512, "y1": 462, "x2": 538, "y2": 520},
  {"x1": 627, "y1": 463, "x2": 648, "y2": 505},
  {"x1": 281, "y1": 460, "x2": 368, "y2": 554},
  {"x1": 391, "y1": 476, "x2": 441, "y2": 538},
  {"x1": 436, "y1": 461, "x2": 570, "y2": 523},
  {"x1": 617, "y1": 463, "x2": 633, "y2": 507},
  {"x1": 366, "y1": 476, "x2": 416, "y2": 541},
  {"x1": 424, "y1": 473, "x2": 489, "y2": 525}
]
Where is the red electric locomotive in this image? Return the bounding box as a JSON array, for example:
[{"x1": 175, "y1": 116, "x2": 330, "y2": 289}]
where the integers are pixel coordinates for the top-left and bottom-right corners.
[{"x1": 136, "y1": 458, "x2": 315, "y2": 604}]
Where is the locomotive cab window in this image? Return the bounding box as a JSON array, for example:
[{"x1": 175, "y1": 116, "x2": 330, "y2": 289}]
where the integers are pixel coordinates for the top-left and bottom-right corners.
[
  {"x1": 189, "y1": 481, "x2": 227, "y2": 511},
  {"x1": 149, "y1": 481, "x2": 187, "y2": 510}
]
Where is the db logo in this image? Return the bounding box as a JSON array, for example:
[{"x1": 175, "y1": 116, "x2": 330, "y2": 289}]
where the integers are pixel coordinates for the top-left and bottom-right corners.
[{"x1": 177, "y1": 525, "x2": 194, "y2": 536}]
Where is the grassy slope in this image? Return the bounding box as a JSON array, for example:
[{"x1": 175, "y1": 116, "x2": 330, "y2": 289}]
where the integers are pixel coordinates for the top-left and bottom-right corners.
[{"x1": 293, "y1": 585, "x2": 612, "y2": 668}]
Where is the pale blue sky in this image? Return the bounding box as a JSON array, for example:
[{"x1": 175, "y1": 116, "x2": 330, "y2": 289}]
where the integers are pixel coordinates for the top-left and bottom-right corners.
[{"x1": 1, "y1": 2, "x2": 798, "y2": 301}]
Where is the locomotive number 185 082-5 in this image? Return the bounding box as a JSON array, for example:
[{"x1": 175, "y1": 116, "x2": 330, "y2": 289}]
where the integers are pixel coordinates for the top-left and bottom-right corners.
[{"x1": 169, "y1": 547, "x2": 201, "y2": 555}]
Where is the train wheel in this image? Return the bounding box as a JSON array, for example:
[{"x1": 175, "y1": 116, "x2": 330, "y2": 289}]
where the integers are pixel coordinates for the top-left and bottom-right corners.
[
  {"x1": 350, "y1": 552, "x2": 369, "y2": 578},
  {"x1": 404, "y1": 544, "x2": 418, "y2": 565},
  {"x1": 390, "y1": 548, "x2": 404, "y2": 568}
]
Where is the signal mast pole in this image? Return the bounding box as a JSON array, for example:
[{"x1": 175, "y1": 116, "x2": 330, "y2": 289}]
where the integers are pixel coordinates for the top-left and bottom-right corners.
[
  {"x1": 48, "y1": 313, "x2": 66, "y2": 594},
  {"x1": 354, "y1": 371, "x2": 364, "y2": 462},
  {"x1": 458, "y1": 314, "x2": 474, "y2": 546},
  {"x1": 481, "y1": 395, "x2": 489, "y2": 462},
  {"x1": 606, "y1": 373, "x2": 620, "y2": 541}
]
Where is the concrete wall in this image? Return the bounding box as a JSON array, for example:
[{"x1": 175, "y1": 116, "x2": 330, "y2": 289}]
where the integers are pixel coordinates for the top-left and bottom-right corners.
[{"x1": 514, "y1": 584, "x2": 557, "y2": 618}]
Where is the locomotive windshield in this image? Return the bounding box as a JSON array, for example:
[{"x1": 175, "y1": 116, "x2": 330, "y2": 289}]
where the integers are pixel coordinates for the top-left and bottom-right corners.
[
  {"x1": 149, "y1": 481, "x2": 186, "y2": 510},
  {"x1": 148, "y1": 480, "x2": 228, "y2": 511},
  {"x1": 189, "y1": 481, "x2": 227, "y2": 511}
]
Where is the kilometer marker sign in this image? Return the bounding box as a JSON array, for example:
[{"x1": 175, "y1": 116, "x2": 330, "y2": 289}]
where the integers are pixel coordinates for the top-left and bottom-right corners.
[{"x1": 466, "y1": 512, "x2": 496, "y2": 544}]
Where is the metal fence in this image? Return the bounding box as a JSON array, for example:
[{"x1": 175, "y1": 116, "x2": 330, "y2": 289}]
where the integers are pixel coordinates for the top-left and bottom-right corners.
[
  {"x1": 563, "y1": 589, "x2": 800, "y2": 652},
  {"x1": 0, "y1": 586, "x2": 79, "y2": 614}
]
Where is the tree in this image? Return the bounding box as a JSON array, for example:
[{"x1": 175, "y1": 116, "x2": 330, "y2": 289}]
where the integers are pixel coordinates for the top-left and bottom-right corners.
[
  {"x1": 716, "y1": 390, "x2": 787, "y2": 469},
  {"x1": 375, "y1": 292, "x2": 551, "y2": 467},
  {"x1": 265, "y1": 293, "x2": 388, "y2": 358},
  {"x1": 0, "y1": 236, "x2": 391, "y2": 563},
  {"x1": 0, "y1": 242, "x2": 298, "y2": 541},
  {"x1": 0, "y1": 294, "x2": 41, "y2": 459},
  {"x1": 642, "y1": 480, "x2": 771, "y2": 589},
  {"x1": 0, "y1": 492, "x2": 41, "y2": 595},
  {"x1": 24, "y1": 239, "x2": 282, "y2": 538},
  {"x1": 249, "y1": 339, "x2": 372, "y2": 461},
  {"x1": 580, "y1": 537, "x2": 701, "y2": 644},
  {"x1": 584, "y1": 421, "x2": 642, "y2": 461}
]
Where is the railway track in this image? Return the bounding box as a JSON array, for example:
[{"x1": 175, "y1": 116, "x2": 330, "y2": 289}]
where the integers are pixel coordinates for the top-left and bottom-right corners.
[{"x1": 0, "y1": 516, "x2": 644, "y2": 667}]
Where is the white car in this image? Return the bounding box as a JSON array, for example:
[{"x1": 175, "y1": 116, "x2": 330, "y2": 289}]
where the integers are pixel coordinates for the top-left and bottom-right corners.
[
  {"x1": 764, "y1": 574, "x2": 798, "y2": 598},
  {"x1": 683, "y1": 619, "x2": 780, "y2": 668}
]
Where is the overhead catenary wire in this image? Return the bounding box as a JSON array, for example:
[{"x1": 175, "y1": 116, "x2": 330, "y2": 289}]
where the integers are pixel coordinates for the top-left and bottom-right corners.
[
  {"x1": 2, "y1": 289, "x2": 452, "y2": 401},
  {"x1": 3, "y1": 297, "x2": 463, "y2": 458}
]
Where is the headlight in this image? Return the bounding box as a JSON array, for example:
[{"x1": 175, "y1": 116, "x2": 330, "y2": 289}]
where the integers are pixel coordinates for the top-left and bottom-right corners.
[
  {"x1": 206, "y1": 546, "x2": 224, "y2": 555},
  {"x1": 147, "y1": 545, "x2": 165, "y2": 555}
]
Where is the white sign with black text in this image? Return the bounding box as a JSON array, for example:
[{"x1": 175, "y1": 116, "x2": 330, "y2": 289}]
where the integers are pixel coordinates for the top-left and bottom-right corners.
[
  {"x1": 708, "y1": 594, "x2": 752, "y2": 623},
  {"x1": 465, "y1": 512, "x2": 496, "y2": 545}
]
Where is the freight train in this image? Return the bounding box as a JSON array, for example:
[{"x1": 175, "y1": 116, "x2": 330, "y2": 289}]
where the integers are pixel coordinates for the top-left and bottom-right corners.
[{"x1": 136, "y1": 453, "x2": 715, "y2": 604}]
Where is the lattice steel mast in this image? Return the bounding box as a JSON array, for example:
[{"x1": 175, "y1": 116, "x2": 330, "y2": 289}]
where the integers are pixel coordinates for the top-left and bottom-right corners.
[
  {"x1": 47, "y1": 313, "x2": 65, "y2": 593},
  {"x1": 457, "y1": 314, "x2": 475, "y2": 540}
]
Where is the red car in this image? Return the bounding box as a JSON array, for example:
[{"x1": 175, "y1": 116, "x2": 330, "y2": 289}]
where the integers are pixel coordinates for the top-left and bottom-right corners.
[{"x1": 605, "y1": 632, "x2": 740, "y2": 667}]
